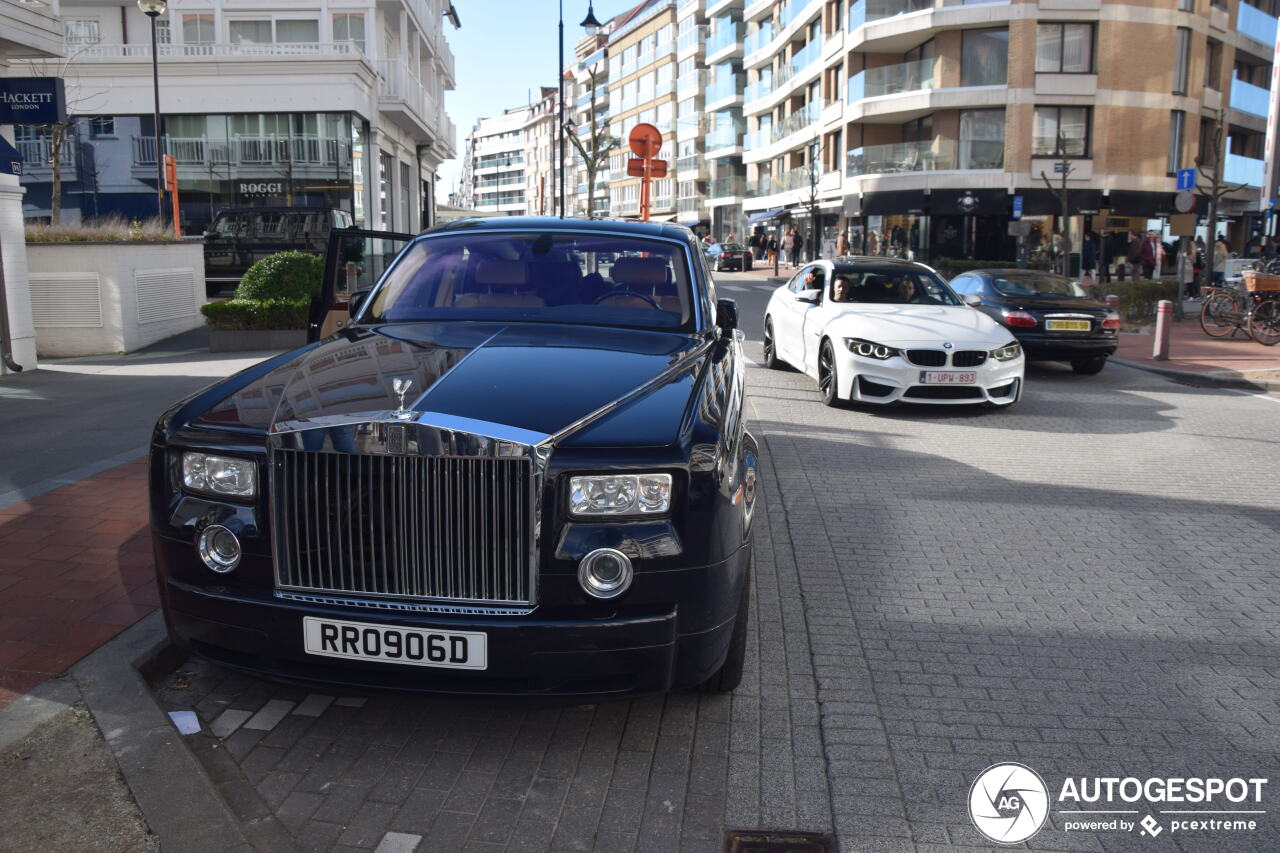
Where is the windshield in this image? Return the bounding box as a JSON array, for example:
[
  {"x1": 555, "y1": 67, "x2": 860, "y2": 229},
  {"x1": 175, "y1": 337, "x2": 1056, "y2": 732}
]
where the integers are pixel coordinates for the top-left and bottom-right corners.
[
  {"x1": 828, "y1": 267, "x2": 960, "y2": 306},
  {"x1": 360, "y1": 231, "x2": 695, "y2": 330},
  {"x1": 990, "y1": 274, "x2": 1086, "y2": 298}
]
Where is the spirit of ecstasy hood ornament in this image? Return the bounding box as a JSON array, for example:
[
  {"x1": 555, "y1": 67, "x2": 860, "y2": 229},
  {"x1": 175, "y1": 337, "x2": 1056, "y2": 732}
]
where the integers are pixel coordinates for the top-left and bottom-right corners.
[{"x1": 391, "y1": 378, "x2": 414, "y2": 420}]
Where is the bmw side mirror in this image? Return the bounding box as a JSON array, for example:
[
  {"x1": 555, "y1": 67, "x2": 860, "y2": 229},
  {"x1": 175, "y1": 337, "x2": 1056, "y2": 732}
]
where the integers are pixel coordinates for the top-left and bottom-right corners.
[
  {"x1": 716, "y1": 297, "x2": 738, "y2": 336},
  {"x1": 795, "y1": 290, "x2": 821, "y2": 304}
]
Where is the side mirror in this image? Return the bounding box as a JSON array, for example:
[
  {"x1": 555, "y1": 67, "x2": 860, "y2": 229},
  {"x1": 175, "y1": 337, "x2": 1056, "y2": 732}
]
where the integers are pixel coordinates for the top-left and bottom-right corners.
[
  {"x1": 716, "y1": 297, "x2": 738, "y2": 336},
  {"x1": 963, "y1": 293, "x2": 983, "y2": 307},
  {"x1": 794, "y1": 290, "x2": 821, "y2": 304},
  {"x1": 348, "y1": 289, "x2": 371, "y2": 320}
]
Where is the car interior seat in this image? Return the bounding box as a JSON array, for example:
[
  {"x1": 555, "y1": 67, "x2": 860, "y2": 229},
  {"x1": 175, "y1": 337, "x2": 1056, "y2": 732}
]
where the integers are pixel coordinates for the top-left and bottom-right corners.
[
  {"x1": 607, "y1": 257, "x2": 681, "y2": 313},
  {"x1": 453, "y1": 259, "x2": 545, "y2": 308}
]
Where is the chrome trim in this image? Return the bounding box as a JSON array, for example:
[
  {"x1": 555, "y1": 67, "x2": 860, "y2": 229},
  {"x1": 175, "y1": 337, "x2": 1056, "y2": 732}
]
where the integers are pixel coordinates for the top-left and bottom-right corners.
[
  {"x1": 1043, "y1": 313, "x2": 1097, "y2": 320},
  {"x1": 276, "y1": 590, "x2": 534, "y2": 616}
]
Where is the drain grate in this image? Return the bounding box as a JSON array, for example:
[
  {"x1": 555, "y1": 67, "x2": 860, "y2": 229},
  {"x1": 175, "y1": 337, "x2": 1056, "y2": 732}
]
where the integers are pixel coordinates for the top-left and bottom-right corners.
[{"x1": 722, "y1": 828, "x2": 837, "y2": 853}]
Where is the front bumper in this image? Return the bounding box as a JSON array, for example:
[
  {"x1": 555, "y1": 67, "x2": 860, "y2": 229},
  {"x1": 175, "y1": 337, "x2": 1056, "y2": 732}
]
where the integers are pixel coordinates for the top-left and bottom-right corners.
[
  {"x1": 840, "y1": 350, "x2": 1024, "y2": 406},
  {"x1": 155, "y1": 534, "x2": 750, "y2": 697}
]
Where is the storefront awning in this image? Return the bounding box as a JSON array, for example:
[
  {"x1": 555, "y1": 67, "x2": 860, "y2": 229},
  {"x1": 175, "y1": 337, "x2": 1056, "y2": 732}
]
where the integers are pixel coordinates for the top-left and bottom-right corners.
[
  {"x1": 746, "y1": 208, "x2": 785, "y2": 224},
  {"x1": 678, "y1": 218, "x2": 707, "y2": 227}
]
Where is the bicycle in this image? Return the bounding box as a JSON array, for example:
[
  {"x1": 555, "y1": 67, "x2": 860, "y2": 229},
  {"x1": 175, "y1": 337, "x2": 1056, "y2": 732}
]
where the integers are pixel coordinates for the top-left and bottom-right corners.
[{"x1": 1200, "y1": 259, "x2": 1280, "y2": 345}]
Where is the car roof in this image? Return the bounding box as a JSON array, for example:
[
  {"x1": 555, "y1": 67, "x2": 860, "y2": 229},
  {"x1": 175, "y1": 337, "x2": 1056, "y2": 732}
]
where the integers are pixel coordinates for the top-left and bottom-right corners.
[
  {"x1": 427, "y1": 215, "x2": 695, "y2": 242},
  {"x1": 965, "y1": 269, "x2": 1067, "y2": 277},
  {"x1": 828, "y1": 255, "x2": 936, "y2": 271}
]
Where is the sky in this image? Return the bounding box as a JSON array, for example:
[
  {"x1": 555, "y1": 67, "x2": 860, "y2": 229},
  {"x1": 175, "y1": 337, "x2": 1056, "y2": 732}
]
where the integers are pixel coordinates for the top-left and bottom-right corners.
[{"x1": 438, "y1": 0, "x2": 643, "y2": 199}]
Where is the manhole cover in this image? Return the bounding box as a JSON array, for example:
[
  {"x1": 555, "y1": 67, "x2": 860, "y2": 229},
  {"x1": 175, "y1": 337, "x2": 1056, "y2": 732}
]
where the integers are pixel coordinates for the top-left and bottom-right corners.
[{"x1": 722, "y1": 828, "x2": 836, "y2": 853}]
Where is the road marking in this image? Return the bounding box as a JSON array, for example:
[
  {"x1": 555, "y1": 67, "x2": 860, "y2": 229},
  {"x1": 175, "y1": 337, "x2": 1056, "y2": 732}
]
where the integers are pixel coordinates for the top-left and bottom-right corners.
[{"x1": 1224, "y1": 387, "x2": 1280, "y2": 405}]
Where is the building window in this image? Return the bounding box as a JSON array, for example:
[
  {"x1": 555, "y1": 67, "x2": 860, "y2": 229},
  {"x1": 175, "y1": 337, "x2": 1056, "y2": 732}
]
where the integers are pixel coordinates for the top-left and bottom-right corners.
[
  {"x1": 1179, "y1": 0, "x2": 1194, "y2": 10},
  {"x1": 156, "y1": 18, "x2": 172, "y2": 44},
  {"x1": 1204, "y1": 39, "x2": 1223, "y2": 90},
  {"x1": 960, "y1": 28, "x2": 1008, "y2": 86},
  {"x1": 1033, "y1": 106, "x2": 1090, "y2": 157},
  {"x1": 959, "y1": 108, "x2": 1005, "y2": 169},
  {"x1": 1173, "y1": 27, "x2": 1190, "y2": 94},
  {"x1": 229, "y1": 19, "x2": 319, "y2": 45},
  {"x1": 89, "y1": 116, "x2": 115, "y2": 137},
  {"x1": 333, "y1": 13, "x2": 366, "y2": 52},
  {"x1": 379, "y1": 151, "x2": 394, "y2": 228},
  {"x1": 1035, "y1": 23, "x2": 1094, "y2": 73},
  {"x1": 1168, "y1": 110, "x2": 1185, "y2": 173},
  {"x1": 182, "y1": 14, "x2": 215, "y2": 44},
  {"x1": 65, "y1": 20, "x2": 101, "y2": 46}
]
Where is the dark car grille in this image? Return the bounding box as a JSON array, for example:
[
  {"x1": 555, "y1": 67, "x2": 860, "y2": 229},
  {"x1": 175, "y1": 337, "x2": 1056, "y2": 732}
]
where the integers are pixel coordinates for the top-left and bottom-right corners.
[
  {"x1": 951, "y1": 350, "x2": 988, "y2": 368},
  {"x1": 906, "y1": 349, "x2": 947, "y2": 367},
  {"x1": 271, "y1": 449, "x2": 534, "y2": 605},
  {"x1": 904, "y1": 386, "x2": 985, "y2": 399}
]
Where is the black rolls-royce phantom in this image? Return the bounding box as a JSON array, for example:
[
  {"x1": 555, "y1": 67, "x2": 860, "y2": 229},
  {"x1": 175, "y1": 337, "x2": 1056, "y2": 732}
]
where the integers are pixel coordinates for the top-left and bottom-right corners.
[{"x1": 150, "y1": 217, "x2": 758, "y2": 696}]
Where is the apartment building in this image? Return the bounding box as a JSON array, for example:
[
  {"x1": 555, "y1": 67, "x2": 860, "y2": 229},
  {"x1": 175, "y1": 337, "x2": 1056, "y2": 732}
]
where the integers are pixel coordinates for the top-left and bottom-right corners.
[
  {"x1": 13, "y1": 0, "x2": 458, "y2": 235},
  {"x1": 468, "y1": 106, "x2": 530, "y2": 215},
  {"x1": 523, "y1": 87, "x2": 562, "y2": 216},
  {"x1": 735, "y1": 0, "x2": 1280, "y2": 263},
  {"x1": 701, "y1": 0, "x2": 747, "y2": 239}
]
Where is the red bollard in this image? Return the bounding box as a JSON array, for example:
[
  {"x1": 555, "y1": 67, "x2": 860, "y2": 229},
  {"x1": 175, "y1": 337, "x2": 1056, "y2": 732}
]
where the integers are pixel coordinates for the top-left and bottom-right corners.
[
  {"x1": 1106, "y1": 294, "x2": 1119, "y2": 309},
  {"x1": 1153, "y1": 299, "x2": 1173, "y2": 360}
]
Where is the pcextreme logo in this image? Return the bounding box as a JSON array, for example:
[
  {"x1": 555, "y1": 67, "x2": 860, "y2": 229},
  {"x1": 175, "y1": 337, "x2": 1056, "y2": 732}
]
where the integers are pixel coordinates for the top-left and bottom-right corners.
[{"x1": 968, "y1": 764, "x2": 1269, "y2": 843}]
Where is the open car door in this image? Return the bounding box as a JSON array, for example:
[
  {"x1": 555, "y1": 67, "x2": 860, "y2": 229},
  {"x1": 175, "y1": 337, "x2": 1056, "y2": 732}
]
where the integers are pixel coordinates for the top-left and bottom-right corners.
[{"x1": 309, "y1": 227, "x2": 413, "y2": 342}]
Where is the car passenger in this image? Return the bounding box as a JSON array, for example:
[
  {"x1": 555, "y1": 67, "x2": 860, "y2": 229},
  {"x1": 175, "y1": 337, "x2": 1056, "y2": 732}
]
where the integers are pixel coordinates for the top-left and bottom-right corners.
[
  {"x1": 804, "y1": 267, "x2": 825, "y2": 292},
  {"x1": 832, "y1": 277, "x2": 851, "y2": 302},
  {"x1": 897, "y1": 278, "x2": 918, "y2": 303}
]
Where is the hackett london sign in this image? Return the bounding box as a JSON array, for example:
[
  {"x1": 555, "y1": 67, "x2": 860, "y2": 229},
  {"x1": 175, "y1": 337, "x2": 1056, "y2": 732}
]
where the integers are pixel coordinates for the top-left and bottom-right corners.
[{"x1": 0, "y1": 77, "x2": 67, "y2": 124}]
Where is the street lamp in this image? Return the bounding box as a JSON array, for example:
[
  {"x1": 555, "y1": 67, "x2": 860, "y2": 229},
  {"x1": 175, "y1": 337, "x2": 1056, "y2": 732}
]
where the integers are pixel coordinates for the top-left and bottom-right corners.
[
  {"x1": 138, "y1": 0, "x2": 167, "y2": 224},
  {"x1": 558, "y1": 2, "x2": 603, "y2": 218}
]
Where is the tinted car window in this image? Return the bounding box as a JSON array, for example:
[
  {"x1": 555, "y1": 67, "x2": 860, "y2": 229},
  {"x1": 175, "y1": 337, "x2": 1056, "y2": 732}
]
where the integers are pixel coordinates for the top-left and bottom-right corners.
[
  {"x1": 362, "y1": 231, "x2": 694, "y2": 330},
  {"x1": 829, "y1": 267, "x2": 959, "y2": 305},
  {"x1": 992, "y1": 274, "x2": 1086, "y2": 298},
  {"x1": 210, "y1": 213, "x2": 248, "y2": 237}
]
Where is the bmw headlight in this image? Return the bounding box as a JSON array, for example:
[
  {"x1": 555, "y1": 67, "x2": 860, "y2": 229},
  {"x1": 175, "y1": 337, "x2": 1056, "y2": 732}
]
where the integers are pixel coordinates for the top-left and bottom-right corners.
[
  {"x1": 182, "y1": 452, "x2": 257, "y2": 498},
  {"x1": 569, "y1": 474, "x2": 672, "y2": 516},
  {"x1": 844, "y1": 338, "x2": 900, "y2": 360},
  {"x1": 990, "y1": 342, "x2": 1022, "y2": 362}
]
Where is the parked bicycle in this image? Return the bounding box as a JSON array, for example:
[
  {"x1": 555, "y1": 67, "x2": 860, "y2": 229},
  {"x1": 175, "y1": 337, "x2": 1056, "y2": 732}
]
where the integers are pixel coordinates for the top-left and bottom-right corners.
[{"x1": 1200, "y1": 258, "x2": 1280, "y2": 346}]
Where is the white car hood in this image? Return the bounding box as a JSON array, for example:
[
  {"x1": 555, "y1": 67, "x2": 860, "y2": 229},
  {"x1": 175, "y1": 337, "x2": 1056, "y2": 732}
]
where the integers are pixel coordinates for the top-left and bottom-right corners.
[{"x1": 825, "y1": 304, "x2": 1014, "y2": 347}]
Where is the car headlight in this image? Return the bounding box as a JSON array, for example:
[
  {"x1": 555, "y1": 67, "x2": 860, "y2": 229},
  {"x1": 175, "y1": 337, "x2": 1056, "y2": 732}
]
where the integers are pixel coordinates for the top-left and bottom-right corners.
[
  {"x1": 844, "y1": 338, "x2": 900, "y2": 360},
  {"x1": 990, "y1": 342, "x2": 1022, "y2": 361},
  {"x1": 569, "y1": 473, "x2": 672, "y2": 516},
  {"x1": 182, "y1": 452, "x2": 257, "y2": 498}
]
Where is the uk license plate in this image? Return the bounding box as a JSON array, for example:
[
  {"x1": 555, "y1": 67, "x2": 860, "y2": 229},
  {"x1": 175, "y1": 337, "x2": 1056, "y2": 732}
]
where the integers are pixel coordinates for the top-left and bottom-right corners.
[
  {"x1": 920, "y1": 371, "x2": 976, "y2": 384},
  {"x1": 1046, "y1": 319, "x2": 1091, "y2": 331},
  {"x1": 303, "y1": 616, "x2": 487, "y2": 670}
]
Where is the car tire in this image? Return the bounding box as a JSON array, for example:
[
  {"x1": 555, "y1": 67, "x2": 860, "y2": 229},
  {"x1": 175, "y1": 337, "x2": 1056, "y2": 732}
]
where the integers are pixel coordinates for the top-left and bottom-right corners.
[
  {"x1": 1071, "y1": 357, "x2": 1108, "y2": 375},
  {"x1": 699, "y1": 565, "x2": 750, "y2": 693},
  {"x1": 762, "y1": 317, "x2": 782, "y2": 369},
  {"x1": 817, "y1": 339, "x2": 841, "y2": 407}
]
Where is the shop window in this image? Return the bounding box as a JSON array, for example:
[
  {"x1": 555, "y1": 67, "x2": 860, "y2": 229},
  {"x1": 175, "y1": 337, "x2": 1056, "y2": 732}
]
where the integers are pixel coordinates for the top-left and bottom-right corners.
[
  {"x1": 1033, "y1": 106, "x2": 1090, "y2": 157},
  {"x1": 961, "y1": 28, "x2": 1007, "y2": 86},
  {"x1": 1035, "y1": 23, "x2": 1093, "y2": 74}
]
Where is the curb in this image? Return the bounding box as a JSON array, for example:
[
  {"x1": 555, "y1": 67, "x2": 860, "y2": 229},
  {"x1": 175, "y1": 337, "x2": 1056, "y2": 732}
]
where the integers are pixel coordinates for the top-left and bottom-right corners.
[
  {"x1": 68, "y1": 613, "x2": 256, "y2": 853},
  {"x1": 1110, "y1": 358, "x2": 1280, "y2": 392}
]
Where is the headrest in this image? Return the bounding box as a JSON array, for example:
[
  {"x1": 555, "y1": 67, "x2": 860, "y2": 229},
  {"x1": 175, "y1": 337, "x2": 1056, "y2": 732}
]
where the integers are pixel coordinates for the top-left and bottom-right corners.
[
  {"x1": 474, "y1": 259, "x2": 528, "y2": 288},
  {"x1": 611, "y1": 257, "x2": 669, "y2": 287}
]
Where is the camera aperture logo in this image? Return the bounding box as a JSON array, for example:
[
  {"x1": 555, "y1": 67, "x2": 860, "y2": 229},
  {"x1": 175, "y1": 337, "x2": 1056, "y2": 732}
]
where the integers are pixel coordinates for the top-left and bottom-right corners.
[{"x1": 968, "y1": 763, "x2": 1050, "y2": 844}]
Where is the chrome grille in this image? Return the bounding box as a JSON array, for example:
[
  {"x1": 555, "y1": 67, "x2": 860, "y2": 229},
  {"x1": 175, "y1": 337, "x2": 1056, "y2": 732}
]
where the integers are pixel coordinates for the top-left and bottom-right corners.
[
  {"x1": 951, "y1": 351, "x2": 987, "y2": 368},
  {"x1": 906, "y1": 349, "x2": 947, "y2": 367},
  {"x1": 271, "y1": 449, "x2": 534, "y2": 605}
]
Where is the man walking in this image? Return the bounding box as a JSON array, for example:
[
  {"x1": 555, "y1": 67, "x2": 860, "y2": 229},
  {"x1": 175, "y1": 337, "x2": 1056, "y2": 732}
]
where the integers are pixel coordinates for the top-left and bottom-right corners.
[
  {"x1": 1099, "y1": 229, "x2": 1114, "y2": 284},
  {"x1": 1139, "y1": 230, "x2": 1161, "y2": 279}
]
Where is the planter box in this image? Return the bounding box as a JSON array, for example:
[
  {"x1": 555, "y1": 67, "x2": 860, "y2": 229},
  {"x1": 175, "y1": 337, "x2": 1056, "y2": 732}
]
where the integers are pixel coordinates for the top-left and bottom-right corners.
[
  {"x1": 26, "y1": 242, "x2": 207, "y2": 357},
  {"x1": 209, "y1": 329, "x2": 307, "y2": 352}
]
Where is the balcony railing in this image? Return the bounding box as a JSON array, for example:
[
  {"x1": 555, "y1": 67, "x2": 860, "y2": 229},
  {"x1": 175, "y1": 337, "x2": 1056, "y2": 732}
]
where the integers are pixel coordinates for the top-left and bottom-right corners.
[
  {"x1": 710, "y1": 175, "x2": 747, "y2": 198},
  {"x1": 678, "y1": 197, "x2": 702, "y2": 213},
  {"x1": 707, "y1": 122, "x2": 745, "y2": 149},
  {"x1": 747, "y1": 165, "x2": 815, "y2": 197},
  {"x1": 707, "y1": 23, "x2": 741, "y2": 54},
  {"x1": 131, "y1": 134, "x2": 351, "y2": 169},
  {"x1": 1231, "y1": 75, "x2": 1270, "y2": 118},
  {"x1": 676, "y1": 154, "x2": 705, "y2": 172},
  {"x1": 476, "y1": 155, "x2": 524, "y2": 169},
  {"x1": 1238, "y1": 2, "x2": 1278, "y2": 48},
  {"x1": 677, "y1": 114, "x2": 707, "y2": 135},
  {"x1": 677, "y1": 69, "x2": 709, "y2": 95},
  {"x1": 15, "y1": 139, "x2": 76, "y2": 171},
  {"x1": 677, "y1": 25, "x2": 708, "y2": 52},
  {"x1": 848, "y1": 0, "x2": 1006, "y2": 31},
  {"x1": 743, "y1": 101, "x2": 821, "y2": 149},
  {"x1": 1226, "y1": 151, "x2": 1264, "y2": 187},
  {"x1": 378, "y1": 59, "x2": 442, "y2": 136},
  {"x1": 778, "y1": 0, "x2": 823, "y2": 33},
  {"x1": 70, "y1": 40, "x2": 366, "y2": 60},
  {"x1": 706, "y1": 73, "x2": 743, "y2": 103},
  {"x1": 848, "y1": 58, "x2": 936, "y2": 102},
  {"x1": 844, "y1": 138, "x2": 1003, "y2": 175},
  {"x1": 745, "y1": 22, "x2": 775, "y2": 55}
]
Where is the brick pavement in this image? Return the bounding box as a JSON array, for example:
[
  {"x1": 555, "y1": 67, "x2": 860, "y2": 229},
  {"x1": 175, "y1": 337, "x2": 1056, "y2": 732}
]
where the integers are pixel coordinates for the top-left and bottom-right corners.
[
  {"x1": 1114, "y1": 317, "x2": 1280, "y2": 380},
  {"x1": 0, "y1": 459, "x2": 155, "y2": 710}
]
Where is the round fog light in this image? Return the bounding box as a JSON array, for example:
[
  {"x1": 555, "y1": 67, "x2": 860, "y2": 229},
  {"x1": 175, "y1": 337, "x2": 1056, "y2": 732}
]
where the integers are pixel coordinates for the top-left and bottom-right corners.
[
  {"x1": 578, "y1": 548, "x2": 633, "y2": 599},
  {"x1": 198, "y1": 524, "x2": 241, "y2": 573}
]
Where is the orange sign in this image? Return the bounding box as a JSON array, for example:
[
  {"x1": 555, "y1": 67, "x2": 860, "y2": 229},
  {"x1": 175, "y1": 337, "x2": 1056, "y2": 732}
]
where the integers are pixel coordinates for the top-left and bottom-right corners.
[
  {"x1": 626, "y1": 157, "x2": 667, "y2": 178},
  {"x1": 628, "y1": 123, "x2": 663, "y2": 159},
  {"x1": 163, "y1": 154, "x2": 177, "y2": 191}
]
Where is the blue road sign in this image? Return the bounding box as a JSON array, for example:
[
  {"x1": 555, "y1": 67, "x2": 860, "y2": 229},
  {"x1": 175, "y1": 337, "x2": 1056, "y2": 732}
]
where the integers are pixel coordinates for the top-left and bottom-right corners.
[
  {"x1": 1176, "y1": 168, "x2": 1196, "y2": 191},
  {"x1": 1011, "y1": 195, "x2": 1023, "y2": 220}
]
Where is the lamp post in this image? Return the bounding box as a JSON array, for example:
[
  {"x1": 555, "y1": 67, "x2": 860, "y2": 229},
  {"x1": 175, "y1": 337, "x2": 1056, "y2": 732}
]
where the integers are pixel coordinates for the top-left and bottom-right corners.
[
  {"x1": 559, "y1": 1, "x2": 602, "y2": 218},
  {"x1": 138, "y1": 0, "x2": 168, "y2": 224}
]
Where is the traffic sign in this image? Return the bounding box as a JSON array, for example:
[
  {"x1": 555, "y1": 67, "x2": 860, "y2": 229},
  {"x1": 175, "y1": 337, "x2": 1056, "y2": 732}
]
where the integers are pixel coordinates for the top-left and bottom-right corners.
[
  {"x1": 626, "y1": 157, "x2": 667, "y2": 178},
  {"x1": 627, "y1": 123, "x2": 663, "y2": 158},
  {"x1": 1174, "y1": 190, "x2": 1196, "y2": 213},
  {"x1": 1011, "y1": 195, "x2": 1023, "y2": 220},
  {"x1": 1176, "y1": 168, "x2": 1196, "y2": 191}
]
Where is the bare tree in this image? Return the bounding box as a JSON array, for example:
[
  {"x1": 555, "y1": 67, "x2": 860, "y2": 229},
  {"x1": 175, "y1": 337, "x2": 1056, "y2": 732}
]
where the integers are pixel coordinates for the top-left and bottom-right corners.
[
  {"x1": 566, "y1": 67, "x2": 615, "y2": 218},
  {"x1": 1039, "y1": 128, "x2": 1075, "y2": 277},
  {"x1": 1195, "y1": 108, "x2": 1248, "y2": 301},
  {"x1": 20, "y1": 51, "x2": 107, "y2": 224}
]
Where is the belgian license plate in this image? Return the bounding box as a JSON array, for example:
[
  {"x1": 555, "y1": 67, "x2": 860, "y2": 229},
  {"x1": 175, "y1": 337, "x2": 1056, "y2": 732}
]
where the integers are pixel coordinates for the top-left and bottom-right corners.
[
  {"x1": 920, "y1": 371, "x2": 976, "y2": 384},
  {"x1": 1046, "y1": 319, "x2": 1091, "y2": 331},
  {"x1": 302, "y1": 616, "x2": 487, "y2": 670}
]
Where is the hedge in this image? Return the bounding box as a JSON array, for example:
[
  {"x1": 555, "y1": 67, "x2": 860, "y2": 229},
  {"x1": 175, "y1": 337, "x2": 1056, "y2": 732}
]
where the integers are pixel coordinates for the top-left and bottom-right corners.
[
  {"x1": 1085, "y1": 279, "x2": 1181, "y2": 323},
  {"x1": 932, "y1": 257, "x2": 1053, "y2": 277},
  {"x1": 234, "y1": 250, "x2": 324, "y2": 301},
  {"x1": 200, "y1": 298, "x2": 311, "y2": 331}
]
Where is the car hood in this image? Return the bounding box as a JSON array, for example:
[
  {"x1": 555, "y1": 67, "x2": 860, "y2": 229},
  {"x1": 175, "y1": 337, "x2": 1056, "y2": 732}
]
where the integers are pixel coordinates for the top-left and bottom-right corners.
[
  {"x1": 186, "y1": 323, "x2": 710, "y2": 445},
  {"x1": 826, "y1": 304, "x2": 1014, "y2": 346}
]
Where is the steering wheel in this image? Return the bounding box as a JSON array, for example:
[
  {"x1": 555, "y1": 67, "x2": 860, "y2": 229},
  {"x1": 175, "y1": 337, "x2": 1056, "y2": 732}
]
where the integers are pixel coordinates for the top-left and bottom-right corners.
[{"x1": 593, "y1": 290, "x2": 661, "y2": 309}]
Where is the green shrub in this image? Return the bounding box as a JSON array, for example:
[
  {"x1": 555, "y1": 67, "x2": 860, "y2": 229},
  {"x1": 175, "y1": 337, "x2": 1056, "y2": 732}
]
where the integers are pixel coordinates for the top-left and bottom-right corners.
[
  {"x1": 201, "y1": 298, "x2": 311, "y2": 331},
  {"x1": 234, "y1": 251, "x2": 323, "y2": 301},
  {"x1": 932, "y1": 257, "x2": 1052, "y2": 277},
  {"x1": 1085, "y1": 279, "x2": 1180, "y2": 323}
]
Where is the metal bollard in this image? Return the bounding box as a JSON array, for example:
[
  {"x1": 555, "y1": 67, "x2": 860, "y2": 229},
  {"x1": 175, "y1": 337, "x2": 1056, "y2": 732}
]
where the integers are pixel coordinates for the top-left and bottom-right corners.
[
  {"x1": 1106, "y1": 294, "x2": 1120, "y2": 309},
  {"x1": 1153, "y1": 299, "x2": 1173, "y2": 360}
]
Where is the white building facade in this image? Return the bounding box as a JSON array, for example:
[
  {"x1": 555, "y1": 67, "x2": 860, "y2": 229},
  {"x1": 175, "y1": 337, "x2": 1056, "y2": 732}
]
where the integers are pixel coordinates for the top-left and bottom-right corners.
[{"x1": 468, "y1": 107, "x2": 529, "y2": 216}]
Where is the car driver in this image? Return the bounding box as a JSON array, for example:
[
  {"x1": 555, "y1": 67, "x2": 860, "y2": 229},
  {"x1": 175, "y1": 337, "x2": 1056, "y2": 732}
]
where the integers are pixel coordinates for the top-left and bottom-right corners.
[{"x1": 832, "y1": 277, "x2": 851, "y2": 302}]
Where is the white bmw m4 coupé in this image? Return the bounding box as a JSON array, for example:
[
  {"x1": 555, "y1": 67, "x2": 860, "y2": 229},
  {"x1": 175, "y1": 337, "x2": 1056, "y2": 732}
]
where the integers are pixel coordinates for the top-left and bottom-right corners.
[{"x1": 762, "y1": 258, "x2": 1025, "y2": 408}]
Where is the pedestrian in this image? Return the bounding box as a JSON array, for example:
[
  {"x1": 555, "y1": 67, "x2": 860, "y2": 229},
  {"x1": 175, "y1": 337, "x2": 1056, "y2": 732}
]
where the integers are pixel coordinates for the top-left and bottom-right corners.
[
  {"x1": 835, "y1": 229, "x2": 849, "y2": 257},
  {"x1": 786, "y1": 228, "x2": 800, "y2": 268},
  {"x1": 1081, "y1": 232, "x2": 1097, "y2": 285},
  {"x1": 1124, "y1": 230, "x2": 1141, "y2": 281},
  {"x1": 1178, "y1": 243, "x2": 1197, "y2": 299},
  {"x1": 1099, "y1": 229, "x2": 1114, "y2": 284},
  {"x1": 1213, "y1": 237, "x2": 1229, "y2": 287},
  {"x1": 702, "y1": 232, "x2": 714, "y2": 247},
  {"x1": 767, "y1": 235, "x2": 778, "y2": 265},
  {"x1": 1051, "y1": 231, "x2": 1068, "y2": 275},
  {"x1": 725, "y1": 231, "x2": 736, "y2": 245},
  {"x1": 1137, "y1": 230, "x2": 1160, "y2": 279},
  {"x1": 868, "y1": 228, "x2": 880, "y2": 257}
]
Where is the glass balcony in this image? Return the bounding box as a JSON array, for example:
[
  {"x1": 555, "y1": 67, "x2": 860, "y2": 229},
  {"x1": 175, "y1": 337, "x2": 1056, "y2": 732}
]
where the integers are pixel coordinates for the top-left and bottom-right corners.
[
  {"x1": 1226, "y1": 151, "x2": 1264, "y2": 187},
  {"x1": 710, "y1": 175, "x2": 747, "y2": 198},
  {"x1": 677, "y1": 114, "x2": 707, "y2": 135},
  {"x1": 743, "y1": 101, "x2": 820, "y2": 150},
  {"x1": 1238, "y1": 2, "x2": 1278, "y2": 48},
  {"x1": 707, "y1": 23, "x2": 741, "y2": 55},
  {"x1": 847, "y1": 58, "x2": 936, "y2": 102},
  {"x1": 707, "y1": 123, "x2": 745, "y2": 150},
  {"x1": 745, "y1": 76, "x2": 774, "y2": 102},
  {"x1": 678, "y1": 198, "x2": 702, "y2": 213},
  {"x1": 677, "y1": 154, "x2": 705, "y2": 172},
  {"x1": 677, "y1": 26, "x2": 707, "y2": 52},
  {"x1": 745, "y1": 23, "x2": 775, "y2": 55},
  {"x1": 746, "y1": 165, "x2": 814, "y2": 197},
  {"x1": 706, "y1": 73, "x2": 743, "y2": 103},
  {"x1": 846, "y1": 139, "x2": 959, "y2": 175},
  {"x1": 778, "y1": 0, "x2": 823, "y2": 32},
  {"x1": 1231, "y1": 75, "x2": 1270, "y2": 118},
  {"x1": 849, "y1": 0, "x2": 1007, "y2": 31}
]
